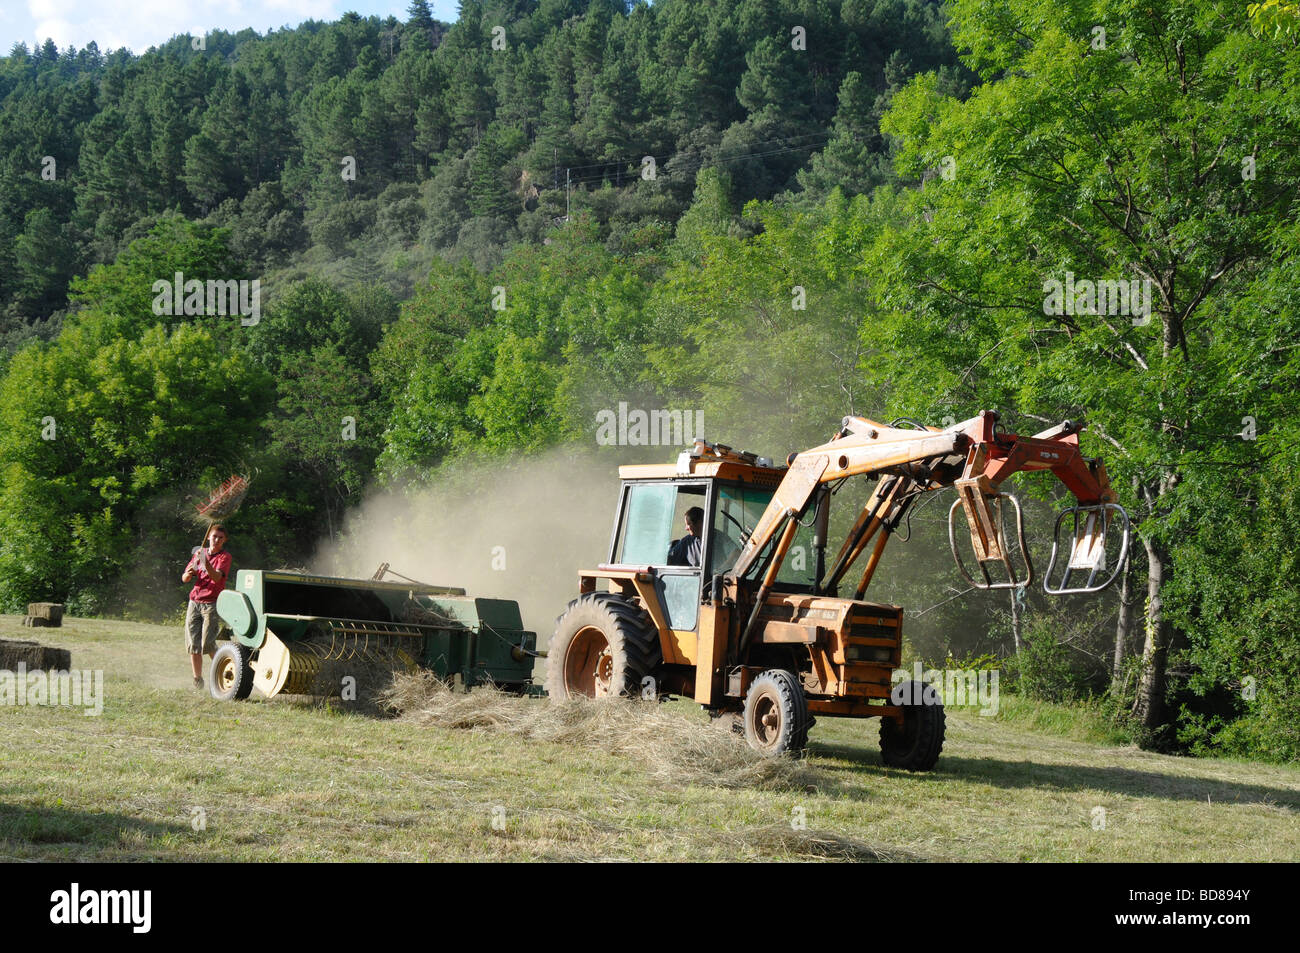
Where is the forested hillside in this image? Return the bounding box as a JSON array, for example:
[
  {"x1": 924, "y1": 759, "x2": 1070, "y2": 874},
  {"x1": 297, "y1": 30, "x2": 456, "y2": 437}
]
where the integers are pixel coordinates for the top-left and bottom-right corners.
[
  {"x1": 1, "y1": 0, "x2": 1297, "y2": 764},
  {"x1": 0, "y1": 0, "x2": 961, "y2": 334}
]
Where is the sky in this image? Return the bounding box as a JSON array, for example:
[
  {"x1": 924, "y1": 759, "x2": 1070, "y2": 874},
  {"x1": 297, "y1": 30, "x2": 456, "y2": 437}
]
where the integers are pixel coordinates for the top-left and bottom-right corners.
[{"x1": 2, "y1": 1, "x2": 463, "y2": 55}]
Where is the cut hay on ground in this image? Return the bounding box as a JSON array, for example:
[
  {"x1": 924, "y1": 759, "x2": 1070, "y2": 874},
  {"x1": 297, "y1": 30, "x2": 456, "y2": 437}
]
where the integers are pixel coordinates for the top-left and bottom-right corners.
[
  {"x1": 380, "y1": 671, "x2": 820, "y2": 791},
  {"x1": 731, "y1": 825, "x2": 928, "y2": 862}
]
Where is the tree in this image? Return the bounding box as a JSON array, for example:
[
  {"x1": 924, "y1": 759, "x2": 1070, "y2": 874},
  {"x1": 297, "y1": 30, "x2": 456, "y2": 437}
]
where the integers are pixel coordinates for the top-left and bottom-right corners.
[
  {"x1": 796, "y1": 71, "x2": 889, "y2": 199},
  {"x1": 372, "y1": 256, "x2": 495, "y2": 474},
  {"x1": 652, "y1": 188, "x2": 874, "y2": 455},
  {"x1": 265, "y1": 344, "x2": 381, "y2": 541},
  {"x1": 467, "y1": 123, "x2": 526, "y2": 218},
  {"x1": 866, "y1": 0, "x2": 1300, "y2": 743},
  {"x1": 13, "y1": 207, "x2": 80, "y2": 319},
  {"x1": 245, "y1": 276, "x2": 387, "y2": 375},
  {"x1": 735, "y1": 35, "x2": 813, "y2": 122},
  {"x1": 68, "y1": 216, "x2": 248, "y2": 330},
  {"x1": 439, "y1": 8, "x2": 495, "y2": 150},
  {"x1": 1249, "y1": 0, "x2": 1300, "y2": 36},
  {"x1": 408, "y1": 0, "x2": 436, "y2": 35},
  {"x1": 0, "y1": 318, "x2": 270, "y2": 612}
]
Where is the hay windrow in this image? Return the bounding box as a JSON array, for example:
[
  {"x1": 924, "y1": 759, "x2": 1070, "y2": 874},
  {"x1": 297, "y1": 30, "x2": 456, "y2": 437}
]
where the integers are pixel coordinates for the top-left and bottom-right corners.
[
  {"x1": 380, "y1": 671, "x2": 820, "y2": 791},
  {"x1": 731, "y1": 825, "x2": 929, "y2": 862}
]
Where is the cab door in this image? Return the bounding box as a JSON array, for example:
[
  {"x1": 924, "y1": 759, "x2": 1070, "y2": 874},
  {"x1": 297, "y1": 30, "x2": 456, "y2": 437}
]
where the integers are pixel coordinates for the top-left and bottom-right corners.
[{"x1": 608, "y1": 482, "x2": 708, "y2": 665}]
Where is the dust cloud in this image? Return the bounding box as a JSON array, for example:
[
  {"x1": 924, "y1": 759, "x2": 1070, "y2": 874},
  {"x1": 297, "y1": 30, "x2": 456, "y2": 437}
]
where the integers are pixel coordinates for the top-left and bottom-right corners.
[
  {"x1": 309, "y1": 445, "x2": 625, "y2": 645},
  {"x1": 304, "y1": 423, "x2": 992, "y2": 663}
]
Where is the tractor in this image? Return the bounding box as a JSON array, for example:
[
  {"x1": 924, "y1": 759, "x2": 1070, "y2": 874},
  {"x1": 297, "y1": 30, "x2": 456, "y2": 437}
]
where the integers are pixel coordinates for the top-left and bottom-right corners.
[{"x1": 545, "y1": 411, "x2": 1130, "y2": 769}]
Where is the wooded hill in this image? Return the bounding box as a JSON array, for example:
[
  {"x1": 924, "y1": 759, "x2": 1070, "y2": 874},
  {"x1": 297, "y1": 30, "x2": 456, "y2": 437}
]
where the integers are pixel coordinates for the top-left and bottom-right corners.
[
  {"x1": 0, "y1": 0, "x2": 962, "y2": 333},
  {"x1": 0, "y1": 0, "x2": 1297, "y2": 764}
]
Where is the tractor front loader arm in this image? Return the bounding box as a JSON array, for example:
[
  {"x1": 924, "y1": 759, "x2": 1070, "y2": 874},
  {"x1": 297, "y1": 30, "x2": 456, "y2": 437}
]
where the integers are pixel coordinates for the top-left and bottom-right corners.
[
  {"x1": 731, "y1": 422, "x2": 967, "y2": 579},
  {"x1": 732, "y1": 411, "x2": 1130, "y2": 598}
]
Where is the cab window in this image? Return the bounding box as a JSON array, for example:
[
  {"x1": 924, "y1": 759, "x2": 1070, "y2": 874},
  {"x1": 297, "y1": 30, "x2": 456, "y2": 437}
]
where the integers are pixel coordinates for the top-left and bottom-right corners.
[
  {"x1": 615, "y1": 483, "x2": 706, "y2": 566},
  {"x1": 711, "y1": 484, "x2": 772, "y2": 574},
  {"x1": 727, "y1": 485, "x2": 818, "y2": 589}
]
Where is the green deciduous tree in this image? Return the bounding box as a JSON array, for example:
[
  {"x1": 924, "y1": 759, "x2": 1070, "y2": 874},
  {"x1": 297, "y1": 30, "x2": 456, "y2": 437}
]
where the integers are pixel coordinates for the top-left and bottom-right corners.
[
  {"x1": 0, "y1": 318, "x2": 271, "y2": 612},
  {"x1": 866, "y1": 0, "x2": 1300, "y2": 743},
  {"x1": 69, "y1": 216, "x2": 248, "y2": 329}
]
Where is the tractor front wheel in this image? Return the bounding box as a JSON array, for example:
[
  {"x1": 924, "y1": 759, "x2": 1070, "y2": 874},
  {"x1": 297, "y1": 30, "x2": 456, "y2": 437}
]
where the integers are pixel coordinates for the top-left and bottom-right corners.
[
  {"x1": 742, "y1": 669, "x2": 810, "y2": 757},
  {"x1": 210, "y1": 642, "x2": 254, "y2": 701},
  {"x1": 879, "y1": 680, "x2": 945, "y2": 771},
  {"x1": 545, "y1": 593, "x2": 661, "y2": 699}
]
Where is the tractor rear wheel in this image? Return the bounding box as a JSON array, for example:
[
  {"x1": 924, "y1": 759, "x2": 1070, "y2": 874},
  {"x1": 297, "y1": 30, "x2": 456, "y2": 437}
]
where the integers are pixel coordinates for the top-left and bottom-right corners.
[
  {"x1": 210, "y1": 642, "x2": 254, "y2": 701},
  {"x1": 879, "y1": 680, "x2": 945, "y2": 771},
  {"x1": 742, "y1": 669, "x2": 810, "y2": 757},
  {"x1": 545, "y1": 593, "x2": 661, "y2": 699}
]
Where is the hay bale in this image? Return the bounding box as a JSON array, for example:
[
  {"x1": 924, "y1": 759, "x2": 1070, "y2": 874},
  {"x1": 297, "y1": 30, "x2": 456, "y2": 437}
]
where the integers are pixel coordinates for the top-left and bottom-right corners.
[
  {"x1": 0, "y1": 639, "x2": 72, "y2": 671},
  {"x1": 24, "y1": 603, "x2": 63, "y2": 627}
]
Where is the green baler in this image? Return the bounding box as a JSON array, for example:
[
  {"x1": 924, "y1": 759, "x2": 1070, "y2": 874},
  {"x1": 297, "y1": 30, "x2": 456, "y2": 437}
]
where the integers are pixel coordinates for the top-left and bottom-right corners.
[{"x1": 210, "y1": 569, "x2": 536, "y2": 701}]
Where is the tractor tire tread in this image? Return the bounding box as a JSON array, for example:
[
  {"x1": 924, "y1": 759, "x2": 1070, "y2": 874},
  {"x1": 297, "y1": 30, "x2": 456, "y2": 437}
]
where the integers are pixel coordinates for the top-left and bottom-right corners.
[
  {"x1": 742, "y1": 669, "x2": 810, "y2": 756},
  {"x1": 879, "y1": 680, "x2": 945, "y2": 771},
  {"x1": 545, "y1": 592, "x2": 661, "y2": 699}
]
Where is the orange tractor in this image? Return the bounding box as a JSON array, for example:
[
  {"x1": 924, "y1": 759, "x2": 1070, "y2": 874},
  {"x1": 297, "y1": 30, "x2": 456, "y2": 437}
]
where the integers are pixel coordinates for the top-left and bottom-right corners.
[{"x1": 545, "y1": 411, "x2": 1130, "y2": 769}]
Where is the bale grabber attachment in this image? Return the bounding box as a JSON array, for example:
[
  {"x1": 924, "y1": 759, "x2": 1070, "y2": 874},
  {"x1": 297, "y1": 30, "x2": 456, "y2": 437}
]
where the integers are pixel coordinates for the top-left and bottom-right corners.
[{"x1": 939, "y1": 414, "x2": 1131, "y2": 595}]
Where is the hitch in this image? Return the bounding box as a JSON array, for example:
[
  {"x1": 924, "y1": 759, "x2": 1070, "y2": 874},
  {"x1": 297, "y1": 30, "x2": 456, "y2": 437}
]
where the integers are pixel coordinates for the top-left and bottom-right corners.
[
  {"x1": 1043, "y1": 503, "x2": 1131, "y2": 595},
  {"x1": 948, "y1": 481, "x2": 1033, "y2": 590}
]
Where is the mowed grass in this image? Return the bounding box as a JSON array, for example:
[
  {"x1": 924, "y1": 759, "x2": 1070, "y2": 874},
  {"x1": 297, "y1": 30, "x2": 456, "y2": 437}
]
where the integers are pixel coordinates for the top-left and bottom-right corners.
[{"x1": 1, "y1": 614, "x2": 1297, "y2": 862}]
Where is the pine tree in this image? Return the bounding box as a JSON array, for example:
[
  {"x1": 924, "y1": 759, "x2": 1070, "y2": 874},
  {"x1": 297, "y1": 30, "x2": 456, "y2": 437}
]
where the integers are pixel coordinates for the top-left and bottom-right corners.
[
  {"x1": 408, "y1": 0, "x2": 435, "y2": 32},
  {"x1": 796, "y1": 71, "x2": 888, "y2": 198},
  {"x1": 406, "y1": 0, "x2": 437, "y2": 51}
]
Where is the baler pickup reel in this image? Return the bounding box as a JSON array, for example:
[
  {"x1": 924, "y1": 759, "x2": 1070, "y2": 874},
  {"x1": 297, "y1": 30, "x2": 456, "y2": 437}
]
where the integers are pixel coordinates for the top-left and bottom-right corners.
[
  {"x1": 948, "y1": 480, "x2": 1033, "y2": 591},
  {"x1": 1043, "y1": 503, "x2": 1130, "y2": 595}
]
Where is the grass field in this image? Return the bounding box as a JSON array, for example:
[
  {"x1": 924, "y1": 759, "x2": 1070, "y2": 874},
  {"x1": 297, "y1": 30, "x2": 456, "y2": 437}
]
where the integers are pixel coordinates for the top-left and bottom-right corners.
[{"x1": 1, "y1": 614, "x2": 1297, "y2": 862}]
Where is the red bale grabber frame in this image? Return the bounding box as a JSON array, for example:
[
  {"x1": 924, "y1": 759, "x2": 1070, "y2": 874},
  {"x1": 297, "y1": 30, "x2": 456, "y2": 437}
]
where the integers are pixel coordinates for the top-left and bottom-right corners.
[{"x1": 942, "y1": 413, "x2": 1131, "y2": 595}]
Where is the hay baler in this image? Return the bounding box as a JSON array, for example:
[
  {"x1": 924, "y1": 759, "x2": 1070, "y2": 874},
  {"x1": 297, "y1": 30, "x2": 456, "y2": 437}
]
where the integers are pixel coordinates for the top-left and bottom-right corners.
[{"x1": 210, "y1": 569, "x2": 536, "y2": 701}]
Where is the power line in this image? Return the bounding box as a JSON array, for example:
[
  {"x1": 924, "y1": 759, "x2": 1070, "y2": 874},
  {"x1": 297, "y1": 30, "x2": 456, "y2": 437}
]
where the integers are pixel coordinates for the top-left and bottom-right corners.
[
  {"x1": 560, "y1": 128, "x2": 833, "y2": 177},
  {"x1": 562, "y1": 132, "x2": 833, "y2": 190}
]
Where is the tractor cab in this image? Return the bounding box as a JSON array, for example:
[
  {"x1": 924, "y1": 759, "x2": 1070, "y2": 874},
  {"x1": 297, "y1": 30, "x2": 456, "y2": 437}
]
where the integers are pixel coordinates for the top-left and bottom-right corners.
[{"x1": 603, "y1": 441, "x2": 817, "y2": 632}]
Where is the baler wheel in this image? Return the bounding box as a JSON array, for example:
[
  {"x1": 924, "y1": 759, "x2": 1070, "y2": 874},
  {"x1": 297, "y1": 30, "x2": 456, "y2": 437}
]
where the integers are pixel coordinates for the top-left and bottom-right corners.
[
  {"x1": 546, "y1": 593, "x2": 660, "y2": 699},
  {"x1": 742, "y1": 669, "x2": 810, "y2": 757},
  {"x1": 879, "y1": 680, "x2": 945, "y2": 771},
  {"x1": 210, "y1": 642, "x2": 254, "y2": 701}
]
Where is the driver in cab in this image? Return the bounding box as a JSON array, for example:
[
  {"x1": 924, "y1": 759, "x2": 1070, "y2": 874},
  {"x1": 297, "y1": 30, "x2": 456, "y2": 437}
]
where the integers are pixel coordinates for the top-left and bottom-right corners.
[{"x1": 668, "y1": 506, "x2": 740, "y2": 571}]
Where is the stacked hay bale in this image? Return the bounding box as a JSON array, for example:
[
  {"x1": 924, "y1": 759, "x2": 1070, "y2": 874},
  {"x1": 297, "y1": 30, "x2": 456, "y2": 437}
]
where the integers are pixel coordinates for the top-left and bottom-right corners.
[
  {"x1": 23, "y1": 603, "x2": 64, "y2": 627},
  {"x1": 0, "y1": 639, "x2": 72, "y2": 670}
]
